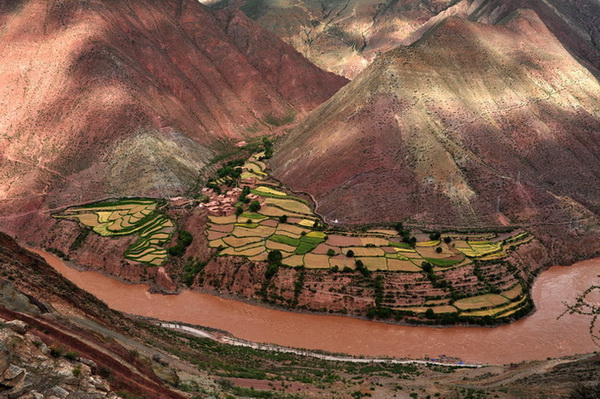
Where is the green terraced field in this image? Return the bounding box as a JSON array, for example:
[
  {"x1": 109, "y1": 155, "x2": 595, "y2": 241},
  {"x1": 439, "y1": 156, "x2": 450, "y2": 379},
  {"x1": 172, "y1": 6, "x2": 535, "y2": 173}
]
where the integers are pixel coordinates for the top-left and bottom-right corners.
[
  {"x1": 202, "y1": 153, "x2": 536, "y2": 321},
  {"x1": 54, "y1": 199, "x2": 174, "y2": 266}
]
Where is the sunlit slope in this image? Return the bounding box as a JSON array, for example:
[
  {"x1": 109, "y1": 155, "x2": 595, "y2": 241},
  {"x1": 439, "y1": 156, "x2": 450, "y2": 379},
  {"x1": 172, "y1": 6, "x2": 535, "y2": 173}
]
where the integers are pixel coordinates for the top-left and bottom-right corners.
[{"x1": 271, "y1": 11, "x2": 600, "y2": 229}]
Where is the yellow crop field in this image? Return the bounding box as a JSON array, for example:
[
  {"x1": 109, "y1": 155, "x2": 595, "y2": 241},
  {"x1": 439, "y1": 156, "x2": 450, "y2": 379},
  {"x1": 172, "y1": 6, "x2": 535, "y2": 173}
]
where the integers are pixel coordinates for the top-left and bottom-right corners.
[
  {"x1": 282, "y1": 254, "x2": 304, "y2": 267},
  {"x1": 248, "y1": 251, "x2": 268, "y2": 261},
  {"x1": 344, "y1": 247, "x2": 385, "y2": 257},
  {"x1": 208, "y1": 238, "x2": 226, "y2": 248},
  {"x1": 454, "y1": 294, "x2": 510, "y2": 310},
  {"x1": 209, "y1": 223, "x2": 234, "y2": 233},
  {"x1": 359, "y1": 257, "x2": 388, "y2": 271},
  {"x1": 303, "y1": 253, "x2": 331, "y2": 269},
  {"x1": 387, "y1": 259, "x2": 421, "y2": 272},
  {"x1": 55, "y1": 200, "x2": 175, "y2": 266},
  {"x1": 425, "y1": 299, "x2": 450, "y2": 305},
  {"x1": 298, "y1": 219, "x2": 317, "y2": 227},
  {"x1": 396, "y1": 306, "x2": 457, "y2": 314},
  {"x1": 359, "y1": 237, "x2": 390, "y2": 247},
  {"x1": 223, "y1": 235, "x2": 263, "y2": 248},
  {"x1": 501, "y1": 284, "x2": 523, "y2": 300},
  {"x1": 385, "y1": 252, "x2": 410, "y2": 261},
  {"x1": 232, "y1": 225, "x2": 275, "y2": 238},
  {"x1": 67, "y1": 213, "x2": 100, "y2": 227},
  {"x1": 266, "y1": 240, "x2": 297, "y2": 253},
  {"x1": 416, "y1": 240, "x2": 440, "y2": 247},
  {"x1": 234, "y1": 244, "x2": 266, "y2": 257},
  {"x1": 277, "y1": 223, "x2": 309, "y2": 237},
  {"x1": 367, "y1": 229, "x2": 397, "y2": 236},
  {"x1": 209, "y1": 215, "x2": 237, "y2": 225},
  {"x1": 254, "y1": 186, "x2": 288, "y2": 196},
  {"x1": 265, "y1": 198, "x2": 312, "y2": 214},
  {"x1": 259, "y1": 205, "x2": 305, "y2": 219},
  {"x1": 461, "y1": 297, "x2": 526, "y2": 317}
]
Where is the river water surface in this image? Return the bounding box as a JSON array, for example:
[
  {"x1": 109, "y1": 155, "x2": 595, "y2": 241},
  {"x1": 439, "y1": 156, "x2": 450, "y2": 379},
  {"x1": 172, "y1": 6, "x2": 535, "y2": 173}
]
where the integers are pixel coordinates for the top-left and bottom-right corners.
[{"x1": 31, "y1": 248, "x2": 600, "y2": 364}]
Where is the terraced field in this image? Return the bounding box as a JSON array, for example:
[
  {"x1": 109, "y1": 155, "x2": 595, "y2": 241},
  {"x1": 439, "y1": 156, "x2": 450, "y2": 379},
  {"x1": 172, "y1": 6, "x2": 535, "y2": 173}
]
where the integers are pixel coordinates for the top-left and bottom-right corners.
[
  {"x1": 207, "y1": 156, "x2": 535, "y2": 320},
  {"x1": 54, "y1": 199, "x2": 174, "y2": 266}
]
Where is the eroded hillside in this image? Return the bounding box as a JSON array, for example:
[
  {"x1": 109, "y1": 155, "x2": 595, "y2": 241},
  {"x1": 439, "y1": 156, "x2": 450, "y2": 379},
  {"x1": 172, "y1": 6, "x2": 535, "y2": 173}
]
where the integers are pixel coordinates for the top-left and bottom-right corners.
[
  {"x1": 270, "y1": 10, "x2": 600, "y2": 263},
  {"x1": 238, "y1": 0, "x2": 600, "y2": 78},
  {"x1": 0, "y1": 0, "x2": 347, "y2": 234}
]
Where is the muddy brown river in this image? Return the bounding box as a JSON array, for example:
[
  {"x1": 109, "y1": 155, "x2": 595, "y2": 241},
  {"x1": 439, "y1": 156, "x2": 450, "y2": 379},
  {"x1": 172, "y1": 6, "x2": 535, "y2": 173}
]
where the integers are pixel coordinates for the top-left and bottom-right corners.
[{"x1": 31, "y1": 248, "x2": 600, "y2": 364}]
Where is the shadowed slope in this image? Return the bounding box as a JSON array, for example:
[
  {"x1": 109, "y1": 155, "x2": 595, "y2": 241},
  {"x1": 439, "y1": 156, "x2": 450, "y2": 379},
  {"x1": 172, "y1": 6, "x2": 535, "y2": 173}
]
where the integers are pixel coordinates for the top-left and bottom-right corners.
[
  {"x1": 0, "y1": 0, "x2": 347, "y2": 222},
  {"x1": 271, "y1": 11, "x2": 600, "y2": 232}
]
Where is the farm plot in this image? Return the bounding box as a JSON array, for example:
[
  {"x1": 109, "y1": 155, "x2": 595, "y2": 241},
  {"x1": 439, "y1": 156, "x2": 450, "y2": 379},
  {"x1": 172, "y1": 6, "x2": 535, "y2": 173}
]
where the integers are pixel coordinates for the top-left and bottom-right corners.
[
  {"x1": 265, "y1": 198, "x2": 312, "y2": 215},
  {"x1": 54, "y1": 199, "x2": 174, "y2": 266},
  {"x1": 460, "y1": 296, "x2": 527, "y2": 318},
  {"x1": 205, "y1": 152, "x2": 535, "y2": 288},
  {"x1": 454, "y1": 293, "x2": 510, "y2": 310}
]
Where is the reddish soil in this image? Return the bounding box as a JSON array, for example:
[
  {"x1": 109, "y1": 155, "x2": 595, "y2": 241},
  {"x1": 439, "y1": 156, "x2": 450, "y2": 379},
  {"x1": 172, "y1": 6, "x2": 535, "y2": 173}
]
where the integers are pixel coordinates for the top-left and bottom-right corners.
[
  {"x1": 270, "y1": 11, "x2": 600, "y2": 265},
  {"x1": 0, "y1": 0, "x2": 347, "y2": 234}
]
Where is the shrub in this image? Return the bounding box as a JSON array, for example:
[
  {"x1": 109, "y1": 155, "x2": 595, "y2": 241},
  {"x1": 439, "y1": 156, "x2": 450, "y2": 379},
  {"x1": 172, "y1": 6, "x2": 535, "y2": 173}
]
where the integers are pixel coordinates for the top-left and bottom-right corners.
[
  {"x1": 65, "y1": 351, "x2": 79, "y2": 361},
  {"x1": 49, "y1": 345, "x2": 64, "y2": 358},
  {"x1": 249, "y1": 201, "x2": 261, "y2": 212},
  {"x1": 267, "y1": 250, "x2": 283, "y2": 264},
  {"x1": 425, "y1": 309, "x2": 435, "y2": 319},
  {"x1": 394, "y1": 222, "x2": 404, "y2": 234},
  {"x1": 429, "y1": 232, "x2": 441, "y2": 240}
]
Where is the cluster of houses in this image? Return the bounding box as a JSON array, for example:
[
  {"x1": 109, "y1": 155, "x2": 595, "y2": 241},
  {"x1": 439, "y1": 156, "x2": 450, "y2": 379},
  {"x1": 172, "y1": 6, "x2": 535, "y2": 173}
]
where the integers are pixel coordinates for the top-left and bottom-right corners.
[{"x1": 198, "y1": 187, "x2": 261, "y2": 216}]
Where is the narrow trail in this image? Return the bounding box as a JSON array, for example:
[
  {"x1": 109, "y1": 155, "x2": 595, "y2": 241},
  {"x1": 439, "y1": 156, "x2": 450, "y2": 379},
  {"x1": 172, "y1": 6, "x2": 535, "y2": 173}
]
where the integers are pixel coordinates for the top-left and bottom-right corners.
[{"x1": 159, "y1": 322, "x2": 485, "y2": 369}]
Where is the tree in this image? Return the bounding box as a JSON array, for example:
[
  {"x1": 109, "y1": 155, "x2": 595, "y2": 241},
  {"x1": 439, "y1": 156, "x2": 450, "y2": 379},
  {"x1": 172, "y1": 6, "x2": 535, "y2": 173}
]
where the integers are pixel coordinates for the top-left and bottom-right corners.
[
  {"x1": 235, "y1": 206, "x2": 243, "y2": 216},
  {"x1": 435, "y1": 247, "x2": 443, "y2": 254},
  {"x1": 279, "y1": 215, "x2": 288, "y2": 223},
  {"x1": 444, "y1": 236, "x2": 452, "y2": 244},
  {"x1": 395, "y1": 222, "x2": 404, "y2": 235},
  {"x1": 421, "y1": 262, "x2": 433, "y2": 274},
  {"x1": 327, "y1": 248, "x2": 335, "y2": 256},
  {"x1": 346, "y1": 250, "x2": 354, "y2": 257},
  {"x1": 268, "y1": 250, "x2": 283, "y2": 264},
  {"x1": 425, "y1": 308, "x2": 435, "y2": 319},
  {"x1": 429, "y1": 232, "x2": 441, "y2": 240},
  {"x1": 249, "y1": 200, "x2": 261, "y2": 212}
]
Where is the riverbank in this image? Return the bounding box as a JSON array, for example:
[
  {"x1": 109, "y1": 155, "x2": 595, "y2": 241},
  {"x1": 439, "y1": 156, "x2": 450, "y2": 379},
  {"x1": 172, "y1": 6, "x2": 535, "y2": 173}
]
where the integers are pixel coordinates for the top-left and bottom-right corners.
[{"x1": 30, "y1": 246, "x2": 600, "y2": 365}]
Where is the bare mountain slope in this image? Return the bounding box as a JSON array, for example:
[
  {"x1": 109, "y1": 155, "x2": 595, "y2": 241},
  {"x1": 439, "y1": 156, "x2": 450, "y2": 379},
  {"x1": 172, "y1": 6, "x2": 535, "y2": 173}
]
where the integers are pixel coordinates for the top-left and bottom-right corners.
[
  {"x1": 270, "y1": 10, "x2": 600, "y2": 236},
  {"x1": 0, "y1": 0, "x2": 347, "y2": 225},
  {"x1": 239, "y1": 0, "x2": 600, "y2": 78}
]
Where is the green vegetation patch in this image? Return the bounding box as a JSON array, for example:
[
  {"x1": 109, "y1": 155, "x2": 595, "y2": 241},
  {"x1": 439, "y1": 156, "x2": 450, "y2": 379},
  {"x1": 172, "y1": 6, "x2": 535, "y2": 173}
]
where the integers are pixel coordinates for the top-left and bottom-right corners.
[
  {"x1": 270, "y1": 234, "x2": 300, "y2": 248},
  {"x1": 295, "y1": 232, "x2": 327, "y2": 255},
  {"x1": 54, "y1": 199, "x2": 174, "y2": 266},
  {"x1": 423, "y1": 257, "x2": 462, "y2": 267}
]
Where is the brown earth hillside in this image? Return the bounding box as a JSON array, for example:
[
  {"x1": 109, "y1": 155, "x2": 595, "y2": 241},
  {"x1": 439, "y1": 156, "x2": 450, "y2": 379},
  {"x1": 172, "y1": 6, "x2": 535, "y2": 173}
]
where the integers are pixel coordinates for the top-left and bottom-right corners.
[
  {"x1": 0, "y1": 0, "x2": 347, "y2": 230},
  {"x1": 239, "y1": 0, "x2": 600, "y2": 78},
  {"x1": 270, "y1": 10, "x2": 600, "y2": 248}
]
